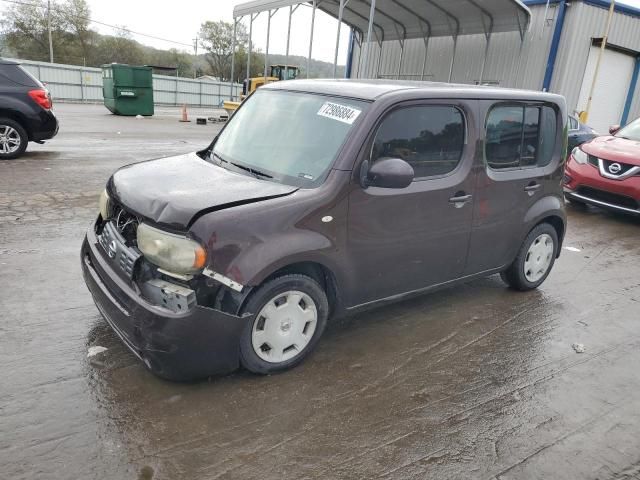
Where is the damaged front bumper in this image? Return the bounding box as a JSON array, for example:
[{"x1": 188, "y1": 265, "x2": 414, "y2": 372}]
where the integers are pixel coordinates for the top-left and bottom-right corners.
[{"x1": 81, "y1": 223, "x2": 249, "y2": 381}]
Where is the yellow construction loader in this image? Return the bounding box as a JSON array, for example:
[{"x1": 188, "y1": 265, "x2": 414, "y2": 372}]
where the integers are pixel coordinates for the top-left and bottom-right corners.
[{"x1": 223, "y1": 65, "x2": 300, "y2": 116}]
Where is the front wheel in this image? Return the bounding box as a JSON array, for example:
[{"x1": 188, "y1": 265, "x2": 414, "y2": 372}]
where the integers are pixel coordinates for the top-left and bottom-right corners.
[
  {"x1": 501, "y1": 223, "x2": 558, "y2": 291},
  {"x1": 0, "y1": 118, "x2": 28, "y2": 160},
  {"x1": 239, "y1": 274, "x2": 329, "y2": 374}
]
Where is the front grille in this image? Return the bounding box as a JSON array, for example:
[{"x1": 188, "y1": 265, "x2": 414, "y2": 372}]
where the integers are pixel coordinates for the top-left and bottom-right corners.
[
  {"x1": 97, "y1": 221, "x2": 142, "y2": 279},
  {"x1": 587, "y1": 154, "x2": 599, "y2": 167},
  {"x1": 576, "y1": 186, "x2": 638, "y2": 210},
  {"x1": 601, "y1": 159, "x2": 636, "y2": 176},
  {"x1": 111, "y1": 203, "x2": 140, "y2": 246}
]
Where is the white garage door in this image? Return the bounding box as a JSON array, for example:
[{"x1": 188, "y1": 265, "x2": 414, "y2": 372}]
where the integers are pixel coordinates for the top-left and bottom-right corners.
[{"x1": 577, "y1": 45, "x2": 635, "y2": 133}]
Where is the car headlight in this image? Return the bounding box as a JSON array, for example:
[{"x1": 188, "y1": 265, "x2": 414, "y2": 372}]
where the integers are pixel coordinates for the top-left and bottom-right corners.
[
  {"x1": 571, "y1": 147, "x2": 588, "y2": 164},
  {"x1": 99, "y1": 189, "x2": 111, "y2": 219},
  {"x1": 137, "y1": 223, "x2": 207, "y2": 274}
]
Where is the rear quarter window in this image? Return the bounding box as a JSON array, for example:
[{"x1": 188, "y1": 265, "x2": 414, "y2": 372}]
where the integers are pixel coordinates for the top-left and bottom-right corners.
[
  {"x1": 0, "y1": 64, "x2": 42, "y2": 87},
  {"x1": 485, "y1": 103, "x2": 557, "y2": 170}
]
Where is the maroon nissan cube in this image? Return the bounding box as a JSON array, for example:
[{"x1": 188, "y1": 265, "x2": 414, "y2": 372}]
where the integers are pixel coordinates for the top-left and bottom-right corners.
[{"x1": 82, "y1": 80, "x2": 567, "y2": 381}]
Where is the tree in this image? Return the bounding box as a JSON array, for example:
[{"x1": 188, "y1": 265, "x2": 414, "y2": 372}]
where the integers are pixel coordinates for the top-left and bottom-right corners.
[
  {"x1": 93, "y1": 29, "x2": 144, "y2": 66},
  {"x1": 58, "y1": 0, "x2": 94, "y2": 64},
  {"x1": 1, "y1": 0, "x2": 95, "y2": 64},
  {"x1": 198, "y1": 20, "x2": 248, "y2": 81},
  {"x1": 1, "y1": 0, "x2": 65, "y2": 62}
]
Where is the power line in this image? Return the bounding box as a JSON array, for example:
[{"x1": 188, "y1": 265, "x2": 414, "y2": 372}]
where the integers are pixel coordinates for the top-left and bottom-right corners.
[{"x1": 0, "y1": 0, "x2": 193, "y2": 47}]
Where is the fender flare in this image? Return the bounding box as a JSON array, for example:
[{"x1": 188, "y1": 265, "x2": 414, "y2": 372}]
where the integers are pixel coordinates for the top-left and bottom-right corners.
[{"x1": 523, "y1": 194, "x2": 567, "y2": 253}]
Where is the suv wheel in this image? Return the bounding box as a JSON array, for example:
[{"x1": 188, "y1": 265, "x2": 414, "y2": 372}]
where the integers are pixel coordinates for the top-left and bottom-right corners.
[
  {"x1": 239, "y1": 274, "x2": 329, "y2": 374},
  {"x1": 0, "y1": 118, "x2": 28, "y2": 160},
  {"x1": 501, "y1": 223, "x2": 558, "y2": 291}
]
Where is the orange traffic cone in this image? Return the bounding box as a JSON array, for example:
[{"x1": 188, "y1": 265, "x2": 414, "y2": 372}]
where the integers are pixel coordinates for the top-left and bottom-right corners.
[{"x1": 179, "y1": 104, "x2": 191, "y2": 122}]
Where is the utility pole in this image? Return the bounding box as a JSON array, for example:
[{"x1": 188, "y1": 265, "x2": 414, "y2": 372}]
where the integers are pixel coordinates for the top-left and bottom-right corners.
[
  {"x1": 47, "y1": 0, "x2": 54, "y2": 63},
  {"x1": 582, "y1": 0, "x2": 615, "y2": 123},
  {"x1": 193, "y1": 38, "x2": 198, "y2": 79}
]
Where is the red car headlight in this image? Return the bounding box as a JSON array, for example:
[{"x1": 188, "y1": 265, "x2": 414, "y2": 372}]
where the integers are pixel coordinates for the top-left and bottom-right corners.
[{"x1": 571, "y1": 147, "x2": 588, "y2": 164}]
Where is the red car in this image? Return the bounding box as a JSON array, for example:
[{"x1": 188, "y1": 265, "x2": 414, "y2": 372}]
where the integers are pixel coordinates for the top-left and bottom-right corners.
[{"x1": 564, "y1": 117, "x2": 640, "y2": 216}]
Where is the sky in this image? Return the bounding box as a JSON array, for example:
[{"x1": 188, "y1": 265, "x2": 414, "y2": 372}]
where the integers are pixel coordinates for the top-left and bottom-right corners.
[{"x1": 2, "y1": 0, "x2": 640, "y2": 65}]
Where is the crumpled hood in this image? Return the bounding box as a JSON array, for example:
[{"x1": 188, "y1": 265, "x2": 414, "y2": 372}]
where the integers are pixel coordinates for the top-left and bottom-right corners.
[
  {"x1": 109, "y1": 152, "x2": 297, "y2": 229},
  {"x1": 582, "y1": 136, "x2": 640, "y2": 166}
]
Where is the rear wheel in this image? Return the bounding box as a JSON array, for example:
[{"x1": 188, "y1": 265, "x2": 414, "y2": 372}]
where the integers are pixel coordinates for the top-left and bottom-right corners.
[
  {"x1": 501, "y1": 223, "x2": 558, "y2": 291},
  {"x1": 239, "y1": 274, "x2": 328, "y2": 374},
  {"x1": 0, "y1": 118, "x2": 28, "y2": 160}
]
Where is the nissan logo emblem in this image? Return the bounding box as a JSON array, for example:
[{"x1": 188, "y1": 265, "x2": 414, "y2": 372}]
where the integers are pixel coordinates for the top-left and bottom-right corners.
[
  {"x1": 108, "y1": 240, "x2": 117, "y2": 259},
  {"x1": 609, "y1": 162, "x2": 622, "y2": 174}
]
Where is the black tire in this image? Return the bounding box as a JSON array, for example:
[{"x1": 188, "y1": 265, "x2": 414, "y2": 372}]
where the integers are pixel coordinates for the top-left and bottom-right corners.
[
  {"x1": 239, "y1": 274, "x2": 329, "y2": 374},
  {"x1": 0, "y1": 118, "x2": 28, "y2": 160},
  {"x1": 501, "y1": 223, "x2": 559, "y2": 291}
]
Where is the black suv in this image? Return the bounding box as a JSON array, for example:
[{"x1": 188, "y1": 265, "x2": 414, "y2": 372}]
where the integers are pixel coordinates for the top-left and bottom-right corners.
[{"x1": 0, "y1": 59, "x2": 58, "y2": 160}]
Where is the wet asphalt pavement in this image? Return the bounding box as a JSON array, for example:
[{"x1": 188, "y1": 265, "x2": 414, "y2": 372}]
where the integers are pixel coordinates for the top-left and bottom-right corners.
[{"x1": 1, "y1": 104, "x2": 640, "y2": 480}]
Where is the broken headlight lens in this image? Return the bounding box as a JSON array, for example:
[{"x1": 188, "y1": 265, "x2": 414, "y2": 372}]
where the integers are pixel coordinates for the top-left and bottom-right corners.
[
  {"x1": 99, "y1": 189, "x2": 111, "y2": 219},
  {"x1": 137, "y1": 223, "x2": 207, "y2": 274}
]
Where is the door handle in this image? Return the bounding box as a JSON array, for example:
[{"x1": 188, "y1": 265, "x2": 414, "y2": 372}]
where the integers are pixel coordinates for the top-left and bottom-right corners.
[
  {"x1": 449, "y1": 193, "x2": 472, "y2": 208},
  {"x1": 524, "y1": 183, "x2": 541, "y2": 196}
]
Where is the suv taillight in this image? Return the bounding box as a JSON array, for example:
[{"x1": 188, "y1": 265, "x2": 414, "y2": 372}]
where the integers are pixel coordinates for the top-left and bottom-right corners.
[{"x1": 28, "y1": 89, "x2": 52, "y2": 110}]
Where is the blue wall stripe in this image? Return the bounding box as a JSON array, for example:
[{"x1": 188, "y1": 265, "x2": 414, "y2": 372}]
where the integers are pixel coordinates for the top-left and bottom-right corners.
[
  {"x1": 621, "y1": 56, "x2": 640, "y2": 125},
  {"x1": 542, "y1": 0, "x2": 568, "y2": 91},
  {"x1": 345, "y1": 29, "x2": 354, "y2": 79}
]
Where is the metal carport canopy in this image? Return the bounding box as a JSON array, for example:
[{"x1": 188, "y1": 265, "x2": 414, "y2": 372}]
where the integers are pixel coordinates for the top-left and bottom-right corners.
[{"x1": 233, "y1": 0, "x2": 531, "y2": 42}]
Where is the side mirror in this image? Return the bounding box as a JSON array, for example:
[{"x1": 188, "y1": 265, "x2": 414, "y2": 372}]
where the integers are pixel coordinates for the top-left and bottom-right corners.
[
  {"x1": 360, "y1": 157, "x2": 414, "y2": 189},
  {"x1": 609, "y1": 124, "x2": 621, "y2": 135}
]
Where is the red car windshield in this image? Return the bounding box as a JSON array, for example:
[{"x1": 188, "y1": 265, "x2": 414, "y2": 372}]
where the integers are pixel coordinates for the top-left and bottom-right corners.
[{"x1": 616, "y1": 118, "x2": 640, "y2": 142}]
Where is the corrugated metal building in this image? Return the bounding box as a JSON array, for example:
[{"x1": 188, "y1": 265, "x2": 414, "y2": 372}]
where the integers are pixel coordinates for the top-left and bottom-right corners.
[{"x1": 348, "y1": 0, "x2": 640, "y2": 133}]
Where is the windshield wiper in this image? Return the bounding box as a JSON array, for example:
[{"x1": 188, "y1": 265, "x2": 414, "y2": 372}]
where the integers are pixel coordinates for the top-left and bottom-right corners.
[
  {"x1": 230, "y1": 162, "x2": 273, "y2": 179},
  {"x1": 212, "y1": 151, "x2": 228, "y2": 165}
]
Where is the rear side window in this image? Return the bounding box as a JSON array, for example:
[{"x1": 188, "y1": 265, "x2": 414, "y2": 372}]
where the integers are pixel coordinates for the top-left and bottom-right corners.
[
  {"x1": 485, "y1": 104, "x2": 557, "y2": 170},
  {"x1": 372, "y1": 105, "x2": 465, "y2": 179},
  {"x1": 0, "y1": 64, "x2": 41, "y2": 87}
]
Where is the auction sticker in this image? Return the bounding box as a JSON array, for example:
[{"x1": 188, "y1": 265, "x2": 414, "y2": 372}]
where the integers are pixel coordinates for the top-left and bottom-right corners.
[{"x1": 317, "y1": 102, "x2": 361, "y2": 125}]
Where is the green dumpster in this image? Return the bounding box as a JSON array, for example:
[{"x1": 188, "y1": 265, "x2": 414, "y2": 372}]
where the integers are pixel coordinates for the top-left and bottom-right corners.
[{"x1": 102, "y1": 64, "x2": 154, "y2": 116}]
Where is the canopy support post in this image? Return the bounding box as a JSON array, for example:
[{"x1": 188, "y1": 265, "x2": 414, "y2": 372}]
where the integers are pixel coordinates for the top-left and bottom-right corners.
[
  {"x1": 423, "y1": 0, "x2": 460, "y2": 82},
  {"x1": 285, "y1": 6, "x2": 293, "y2": 69},
  {"x1": 307, "y1": 0, "x2": 317, "y2": 78},
  {"x1": 464, "y1": 0, "x2": 494, "y2": 85},
  {"x1": 448, "y1": 34, "x2": 458, "y2": 83},
  {"x1": 419, "y1": 22, "x2": 431, "y2": 80},
  {"x1": 354, "y1": 32, "x2": 363, "y2": 78},
  {"x1": 246, "y1": 13, "x2": 258, "y2": 84},
  {"x1": 376, "y1": 34, "x2": 383, "y2": 78},
  {"x1": 362, "y1": 0, "x2": 376, "y2": 77},
  {"x1": 333, "y1": 0, "x2": 345, "y2": 78},
  {"x1": 230, "y1": 17, "x2": 238, "y2": 100},
  {"x1": 264, "y1": 10, "x2": 274, "y2": 80},
  {"x1": 396, "y1": 36, "x2": 405, "y2": 79}
]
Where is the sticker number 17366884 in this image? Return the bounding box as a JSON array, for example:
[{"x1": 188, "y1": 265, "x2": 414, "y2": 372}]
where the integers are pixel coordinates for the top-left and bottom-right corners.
[{"x1": 317, "y1": 102, "x2": 362, "y2": 125}]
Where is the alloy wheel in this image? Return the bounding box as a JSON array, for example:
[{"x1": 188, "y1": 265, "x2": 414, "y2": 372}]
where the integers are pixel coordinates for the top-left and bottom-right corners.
[{"x1": 0, "y1": 125, "x2": 21, "y2": 154}]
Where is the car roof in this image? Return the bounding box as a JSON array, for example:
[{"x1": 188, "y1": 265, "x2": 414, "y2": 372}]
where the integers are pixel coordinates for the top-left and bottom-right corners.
[
  {"x1": 264, "y1": 78, "x2": 564, "y2": 104},
  {"x1": 0, "y1": 58, "x2": 20, "y2": 65}
]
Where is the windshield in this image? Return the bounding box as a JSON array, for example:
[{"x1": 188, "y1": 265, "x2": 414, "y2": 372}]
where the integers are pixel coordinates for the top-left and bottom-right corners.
[
  {"x1": 212, "y1": 89, "x2": 367, "y2": 187},
  {"x1": 616, "y1": 118, "x2": 640, "y2": 141}
]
